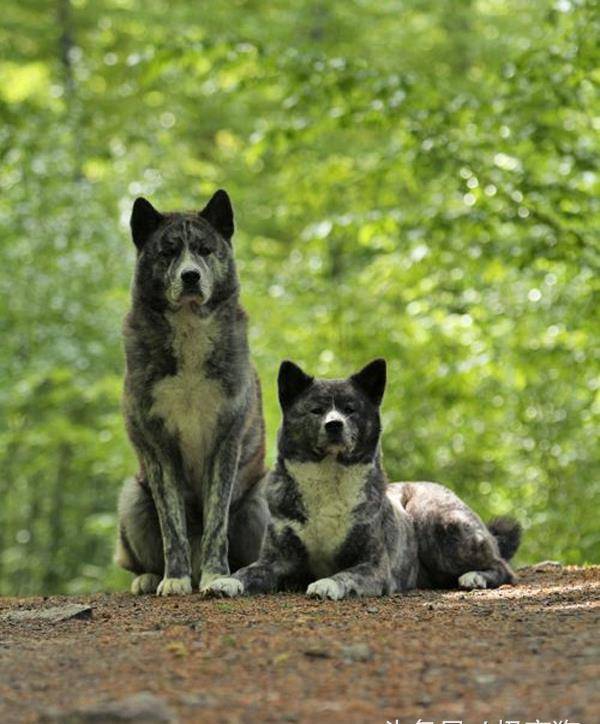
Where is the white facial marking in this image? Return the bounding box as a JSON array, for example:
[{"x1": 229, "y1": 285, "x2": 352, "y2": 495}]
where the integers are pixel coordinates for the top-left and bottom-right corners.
[
  {"x1": 458, "y1": 571, "x2": 488, "y2": 589},
  {"x1": 150, "y1": 311, "x2": 225, "y2": 482},
  {"x1": 284, "y1": 458, "x2": 369, "y2": 578},
  {"x1": 324, "y1": 409, "x2": 345, "y2": 427},
  {"x1": 320, "y1": 406, "x2": 353, "y2": 452},
  {"x1": 168, "y1": 245, "x2": 212, "y2": 304}
]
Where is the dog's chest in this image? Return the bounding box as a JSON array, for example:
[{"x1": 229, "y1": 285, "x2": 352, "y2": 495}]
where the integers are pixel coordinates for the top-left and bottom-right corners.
[
  {"x1": 285, "y1": 459, "x2": 369, "y2": 578},
  {"x1": 150, "y1": 312, "x2": 224, "y2": 479}
]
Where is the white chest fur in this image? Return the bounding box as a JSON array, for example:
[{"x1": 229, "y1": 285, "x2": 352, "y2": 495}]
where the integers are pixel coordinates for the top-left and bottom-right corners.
[
  {"x1": 150, "y1": 310, "x2": 224, "y2": 480},
  {"x1": 284, "y1": 458, "x2": 370, "y2": 578}
]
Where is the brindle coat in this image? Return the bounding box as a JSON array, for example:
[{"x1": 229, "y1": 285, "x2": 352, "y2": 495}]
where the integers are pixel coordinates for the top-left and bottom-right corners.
[
  {"x1": 205, "y1": 359, "x2": 520, "y2": 599},
  {"x1": 115, "y1": 190, "x2": 268, "y2": 595}
]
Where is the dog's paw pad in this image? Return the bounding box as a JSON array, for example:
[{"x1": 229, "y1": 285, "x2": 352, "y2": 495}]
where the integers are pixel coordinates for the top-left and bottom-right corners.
[
  {"x1": 306, "y1": 578, "x2": 345, "y2": 601},
  {"x1": 156, "y1": 576, "x2": 192, "y2": 596},
  {"x1": 201, "y1": 577, "x2": 244, "y2": 598},
  {"x1": 458, "y1": 571, "x2": 487, "y2": 590},
  {"x1": 131, "y1": 573, "x2": 161, "y2": 595}
]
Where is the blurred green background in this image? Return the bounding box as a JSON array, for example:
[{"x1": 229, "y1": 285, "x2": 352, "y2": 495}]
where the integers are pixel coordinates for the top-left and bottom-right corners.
[{"x1": 1, "y1": 0, "x2": 598, "y2": 595}]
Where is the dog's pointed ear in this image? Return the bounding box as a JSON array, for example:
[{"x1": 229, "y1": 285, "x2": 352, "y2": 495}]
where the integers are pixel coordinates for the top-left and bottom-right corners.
[
  {"x1": 199, "y1": 189, "x2": 234, "y2": 242},
  {"x1": 350, "y1": 358, "x2": 387, "y2": 407},
  {"x1": 278, "y1": 360, "x2": 314, "y2": 410},
  {"x1": 130, "y1": 197, "x2": 163, "y2": 250}
]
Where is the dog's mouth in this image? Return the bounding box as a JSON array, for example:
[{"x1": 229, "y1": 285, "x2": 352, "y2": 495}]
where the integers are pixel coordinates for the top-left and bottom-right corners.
[
  {"x1": 179, "y1": 291, "x2": 205, "y2": 304},
  {"x1": 167, "y1": 288, "x2": 207, "y2": 308},
  {"x1": 315, "y1": 440, "x2": 350, "y2": 457}
]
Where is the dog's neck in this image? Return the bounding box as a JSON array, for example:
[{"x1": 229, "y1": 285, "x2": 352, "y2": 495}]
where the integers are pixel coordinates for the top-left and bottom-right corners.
[
  {"x1": 277, "y1": 436, "x2": 383, "y2": 468},
  {"x1": 283, "y1": 453, "x2": 372, "y2": 480}
]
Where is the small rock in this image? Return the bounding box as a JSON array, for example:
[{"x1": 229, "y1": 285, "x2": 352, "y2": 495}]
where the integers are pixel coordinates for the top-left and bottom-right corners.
[
  {"x1": 3, "y1": 604, "x2": 92, "y2": 624},
  {"x1": 582, "y1": 645, "x2": 600, "y2": 658},
  {"x1": 316, "y1": 701, "x2": 343, "y2": 712},
  {"x1": 302, "y1": 643, "x2": 333, "y2": 659},
  {"x1": 166, "y1": 641, "x2": 188, "y2": 657},
  {"x1": 272, "y1": 651, "x2": 292, "y2": 666},
  {"x1": 39, "y1": 692, "x2": 175, "y2": 722},
  {"x1": 474, "y1": 673, "x2": 496, "y2": 686},
  {"x1": 341, "y1": 643, "x2": 372, "y2": 662},
  {"x1": 179, "y1": 692, "x2": 216, "y2": 708},
  {"x1": 366, "y1": 606, "x2": 379, "y2": 614},
  {"x1": 525, "y1": 560, "x2": 562, "y2": 572}
]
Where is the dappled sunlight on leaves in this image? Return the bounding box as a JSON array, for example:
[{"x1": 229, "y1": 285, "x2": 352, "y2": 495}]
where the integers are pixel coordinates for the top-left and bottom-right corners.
[{"x1": 0, "y1": 0, "x2": 598, "y2": 594}]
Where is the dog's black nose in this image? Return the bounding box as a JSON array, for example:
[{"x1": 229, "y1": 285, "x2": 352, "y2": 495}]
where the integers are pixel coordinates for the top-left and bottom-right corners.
[
  {"x1": 181, "y1": 269, "x2": 200, "y2": 287},
  {"x1": 325, "y1": 419, "x2": 344, "y2": 436}
]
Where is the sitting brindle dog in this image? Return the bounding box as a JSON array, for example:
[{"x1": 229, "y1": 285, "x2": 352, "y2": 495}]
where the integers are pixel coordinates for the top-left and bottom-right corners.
[
  {"x1": 115, "y1": 190, "x2": 268, "y2": 596},
  {"x1": 207, "y1": 359, "x2": 520, "y2": 599}
]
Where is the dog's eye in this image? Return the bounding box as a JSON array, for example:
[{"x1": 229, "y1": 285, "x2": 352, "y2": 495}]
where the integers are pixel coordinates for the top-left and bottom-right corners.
[
  {"x1": 343, "y1": 404, "x2": 356, "y2": 414},
  {"x1": 191, "y1": 241, "x2": 211, "y2": 257},
  {"x1": 161, "y1": 242, "x2": 177, "y2": 257},
  {"x1": 310, "y1": 406, "x2": 324, "y2": 415}
]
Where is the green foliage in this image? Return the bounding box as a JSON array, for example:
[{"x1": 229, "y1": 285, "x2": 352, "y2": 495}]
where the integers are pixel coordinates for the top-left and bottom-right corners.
[{"x1": 1, "y1": 0, "x2": 598, "y2": 594}]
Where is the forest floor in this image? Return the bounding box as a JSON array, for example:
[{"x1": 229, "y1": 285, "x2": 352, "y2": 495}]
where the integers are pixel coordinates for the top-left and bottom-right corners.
[{"x1": 0, "y1": 564, "x2": 598, "y2": 724}]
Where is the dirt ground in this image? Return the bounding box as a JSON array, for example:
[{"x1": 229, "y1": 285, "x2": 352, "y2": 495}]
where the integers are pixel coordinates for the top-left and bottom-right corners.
[{"x1": 0, "y1": 564, "x2": 598, "y2": 724}]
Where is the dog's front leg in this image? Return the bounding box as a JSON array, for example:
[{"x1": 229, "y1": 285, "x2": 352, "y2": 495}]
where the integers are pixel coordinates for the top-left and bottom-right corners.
[
  {"x1": 307, "y1": 556, "x2": 391, "y2": 601},
  {"x1": 197, "y1": 432, "x2": 240, "y2": 593},
  {"x1": 203, "y1": 558, "x2": 282, "y2": 598},
  {"x1": 145, "y1": 457, "x2": 192, "y2": 596},
  {"x1": 202, "y1": 523, "x2": 306, "y2": 597}
]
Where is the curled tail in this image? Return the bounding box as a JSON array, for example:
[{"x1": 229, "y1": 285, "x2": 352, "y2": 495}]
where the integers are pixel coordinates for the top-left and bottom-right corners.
[{"x1": 487, "y1": 516, "x2": 522, "y2": 561}]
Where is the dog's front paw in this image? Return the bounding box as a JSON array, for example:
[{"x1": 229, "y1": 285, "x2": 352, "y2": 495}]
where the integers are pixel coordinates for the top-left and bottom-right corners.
[
  {"x1": 201, "y1": 577, "x2": 244, "y2": 598},
  {"x1": 131, "y1": 573, "x2": 161, "y2": 595},
  {"x1": 156, "y1": 575, "x2": 192, "y2": 596},
  {"x1": 306, "y1": 577, "x2": 345, "y2": 601},
  {"x1": 458, "y1": 571, "x2": 487, "y2": 590}
]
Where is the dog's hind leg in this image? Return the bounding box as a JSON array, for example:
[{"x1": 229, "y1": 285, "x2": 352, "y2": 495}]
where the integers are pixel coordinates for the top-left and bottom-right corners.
[
  {"x1": 456, "y1": 517, "x2": 522, "y2": 589},
  {"x1": 399, "y1": 483, "x2": 518, "y2": 589},
  {"x1": 432, "y1": 515, "x2": 516, "y2": 589},
  {"x1": 458, "y1": 564, "x2": 514, "y2": 590},
  {"x1": 116, "y1": 476, "x2": 165, "y2": 594},
  {"x1": 227, "y1": 482, "x2": 269, "y2": 571},
  {"x1": 130, "y1": 572, "x2": 162, "y2": 595}
]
